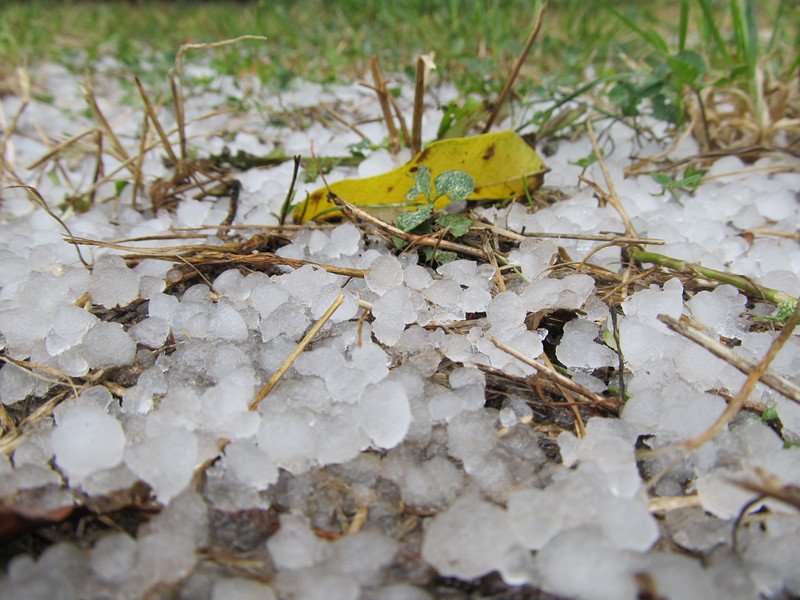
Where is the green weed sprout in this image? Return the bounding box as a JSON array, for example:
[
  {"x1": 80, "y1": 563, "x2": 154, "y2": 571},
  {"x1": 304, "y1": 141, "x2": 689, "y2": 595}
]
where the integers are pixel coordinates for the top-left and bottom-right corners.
[{"x1": 394, "y1": 165, "x2": 474, "y2": 264}]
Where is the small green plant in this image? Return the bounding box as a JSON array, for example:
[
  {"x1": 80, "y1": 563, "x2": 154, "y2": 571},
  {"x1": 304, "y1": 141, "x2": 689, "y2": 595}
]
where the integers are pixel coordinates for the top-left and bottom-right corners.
[
  {"x1": 651, "y1": 167, "x2": 705, "y2": 200},
  {"x1": 602, "y1": 0, "x2": 712, "y2": 125},
  {"x1": 393, "y1": 165, "x2": 474, "y2": 264},
  {"x1": 754, "y1": 299, "x2": 798, "y2": 324},
  {"x1": 437, "y1": 97, "x2": 487, "y2": 139},
  {"x1": 761, "y1": 406, "x2": 779, "y2": 423},
  {"x1": 600, "y1": 0, "x2": 796, "y2": 150}
]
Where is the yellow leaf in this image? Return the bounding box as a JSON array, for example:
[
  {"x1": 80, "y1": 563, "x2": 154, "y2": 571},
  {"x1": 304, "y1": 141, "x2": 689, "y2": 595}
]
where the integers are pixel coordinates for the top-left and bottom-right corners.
[{"x1": 293, "y1": 130, "x2": 548, "y2": 222}]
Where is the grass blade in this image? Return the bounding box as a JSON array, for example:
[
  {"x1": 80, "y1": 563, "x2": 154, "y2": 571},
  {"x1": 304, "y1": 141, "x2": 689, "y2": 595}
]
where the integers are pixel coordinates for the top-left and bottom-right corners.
[
  {"x1": 766, "y1": 0, "x2": 786, "y2": 51},
  {"x1": 603, "y1": 2, "x2": 669, "y2": 55},
  {"x1": 730, "y1": 0, "x2": 765, "y2": 126},
  {"x1": 679, "y1": 0, "x2": 689, "y2": 52},
  {"x1": 697, "y1": 0, "x2": 731, "y2": 64}
]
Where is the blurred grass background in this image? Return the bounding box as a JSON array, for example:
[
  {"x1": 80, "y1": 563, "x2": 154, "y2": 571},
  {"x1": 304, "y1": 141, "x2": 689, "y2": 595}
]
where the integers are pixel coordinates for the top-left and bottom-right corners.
[{"x1": 0, "y1": 1, "x2": 795, "y2": 93}]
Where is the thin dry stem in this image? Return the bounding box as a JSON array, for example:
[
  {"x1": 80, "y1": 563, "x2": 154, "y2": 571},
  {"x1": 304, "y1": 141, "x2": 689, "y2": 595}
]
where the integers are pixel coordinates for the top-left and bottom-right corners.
[
  {"x1": 83, "y1": 82, "x2": 134, "y2": 173},
  {"x1": 482, "y1": 3, "x2": 546, "y2": 133},
  {"x1": 472, "y1": 222, "x2": 663, "y2": 245},
  {"x1": 369, "y1": 56, "x2": 400, "y2": 153},
  {"x1": 174, "y1": 36, "x2": 267, "y2": 157},
  {"x1": 4, "y1": 184, "x2": 88, "y2": 266},
  {"x1": 585, "y1": 120, "x2": 636, "y2": 237},
  {"x1": 250, "y1": 292, "x2": 345, "y2": 410},
  {"x1": 66, "y1": 234, "x2": 366, "y2": 278},
  {"x1": 490, "y1": 337, "x2": 611, "y2": 406},
  {"x1": 659, "y1": 314, "x2": 800, "y2": 405},
  {"x1": 540, "y1": 352, "x2": 585, "y2": 438},
  {"x1": 26, "y1": 128, "x2": 95, "y2": 170},
  {"x1": 389, "y1": 91, "x2": 412, "y2": 148},
  {"x1": 132, "y1": 109, "x2": 150, "y2": 209},
  {"x1": 411, "y1": 53, "x2": 435, "y2": 155},
  {"x1": 169, "y1": 72, "x2": 187, "y2": 163},
  {"x1": 331, "y1": 193, "x2": 488, "y2": 260},
  {"x1": 0, "y1": 68, "x2": 31, "y2": 166},
  {"x1": 481, "y1": 234, "x2": 506, "y2": 293},
  {"x1": 662, "y1": 302, "x2": 800, "y2": 456},
  {"x1": 647, "y1": 494, "x2": 701, "y2": 513},
  {"x1": 77, "y1": 110, "x2": 225, "y2": 198},
  {"x1": 731, "y1": 467, "x2": 800, "y2": 512},
  {"x1": 318, "y1": 103, "x2": 370, "y2": 141},
  {"x1": 134, "y1": 75, "x2": 179, "y2": 165},
  {"x1": 746, "y1": 228, "x2": 800, "y2": 241}
]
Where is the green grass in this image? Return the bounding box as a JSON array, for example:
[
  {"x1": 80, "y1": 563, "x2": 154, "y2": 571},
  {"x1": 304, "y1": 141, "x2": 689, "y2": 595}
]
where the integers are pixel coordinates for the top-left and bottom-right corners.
[
  {"x1": 2, "y1": 1, "x2": 793, "y2": 90},
  {"x1": 1, "y1": 1, "x2": 797, "y2": 150}
]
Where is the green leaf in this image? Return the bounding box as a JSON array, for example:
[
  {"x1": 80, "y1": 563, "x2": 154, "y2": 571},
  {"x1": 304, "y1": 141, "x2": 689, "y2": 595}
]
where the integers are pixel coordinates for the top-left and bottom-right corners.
[
  {"x1": 677, "y1": 168, "x2": 705, "y2": 190},
  {"x1": 601, "y1": 329, "x2": 618, "y2": 352},
  {"x1": 437, "y1": 97, "x2": 486, "y2": 139},
  {"x1": 392, "y1": 236, "x2": 408, "y2": 249},
  {"x1": 604, "y1": 2, "x2": 669, "y2": 54},
  {"x1": 347, "y1": 139, "x2": 372, "y2": 158},
  {"x1": 776, "y1": 300, "x2": 797, "y2": 322},
  {"x1": 406, "y1": 164, "x2": 432, "y2": 202},
  {"x1": 571, "y1": 151, "x2": 599, "y2": 169},
  {"x1": 651, "y1": 93, "x2": 678, "y2": 123},
  {"x1": 396, "y1": 204, "x2": 433, "y2": 232},
  {"x1": 114, "y1": 180, "x2": 130, "y2": 197},
  {"x1": 667, "y1": 50, "x2": 707, "y2": 87},
  {"x1": 698, "y1": 0, "x2": 731, "y2": 63},
  {"x1": 434, "y1": 170, "x2": 474, "y2": 203},
  {"x1": 761, "y1": 406, "x2": 779, "y2": 422},
  {"x1": 651, "y1": 172, "x2": 674, "y2": 187},
  {"x1": 422, "y1": 247, "x2": 457, "y2": 264},
  {"x1": 436, "y1": 214, "x2": 472, "y2": 238},
  {"x1": 608, "y1": 82, "x2": 640, "y2": 116},
  {"x1": 678, "y1": 0, "x2": 689, "y2": 52}
]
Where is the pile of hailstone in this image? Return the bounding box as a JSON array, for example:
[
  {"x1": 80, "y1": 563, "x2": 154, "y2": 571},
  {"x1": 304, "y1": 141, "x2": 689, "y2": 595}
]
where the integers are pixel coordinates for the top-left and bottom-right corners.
[{"x1": 1, "y1": 58, "x2": 800, "y2": 600}]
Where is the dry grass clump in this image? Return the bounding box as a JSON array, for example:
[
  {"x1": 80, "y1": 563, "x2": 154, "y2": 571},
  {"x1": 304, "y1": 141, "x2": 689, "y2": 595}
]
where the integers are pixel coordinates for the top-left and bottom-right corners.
[{"x1": 687, "y1": 73, "x2": 800, "y2": 153}]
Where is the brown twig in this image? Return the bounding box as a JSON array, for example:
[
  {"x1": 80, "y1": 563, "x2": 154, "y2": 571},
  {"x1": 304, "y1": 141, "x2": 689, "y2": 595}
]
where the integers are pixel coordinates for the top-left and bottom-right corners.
[
  {"x1": 318, "y1": 103, "x2": 370, "y2": 141},
  {"x1": 411, "y1": 53, "x2": 435, "y2": 155},
  {"x1": 663, "y1": 301, "x2": 800, "y2": 455},
  {"x1": 0, "y1": 68, "x2": 30, "y2": 165},
  {"x1": 482, "y1": 3, "x2": 547, "y2": 133},
  {"x1": 4, "y1": 184, "x2": 88, "y2": 267},
  {"x1": 26, "y1": 128, "x2": 95, "y2": 171},
  {"x1": 658, "y1": 314, "x2": 800, "y2": 405},
  {"x1": 134, "y1": 75, "x2": 179, "y2": 166},
  {"x1": 584, "y1": 120, "x2": 637, "y2": 237},
  {"x1": 173, "y1": 36, "x2": 267, "y2": 161},
  {"x1": 89, "y1": 129, "x2": 103, "y2": 206},
  {"x1": 279, "y1": 155, "x2": 302, "y2": 226},
  {"x1": 77, "y1": 110, "x2": 225, "y2": 199},
  {"x1": 389, "y1": 91, "x2": 412, "y2": 148},
  {"x1": 66, "y1": 234, "x2": 365, "y2": 278},
  {"x1": 369, "y1": 56, "x2": 400, "y2": 153},
  {"x1": 330, "y1": 192, "x2": 488, "y2": 260},
  {"x1": 490, "y1": 337, "x2": 611, "y2": 406},
  {"x1": 131, "y1": 109, "x2": 149, "y2": 209},
  {"x1": 250, "y1": 292, "x2": 345, "y2": 410},
  {"x1": 540, "y1": 352, "x2": 585, "y2": 438},
  {"x1": 481, "y1": 233, "x2": 506, "y2": 293},
  {"x1": 169, "y1": 71, "x2": 188, "y2": 164},
  {"x1": 472, "y1": 222, "x2": 663, "y2": 245},
  {"x1": 83, "y1": 81, "x2": 133, "y2": 171},
  {"x1": 731, "y1": 467, "x2": 800, "y2": 512}
]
